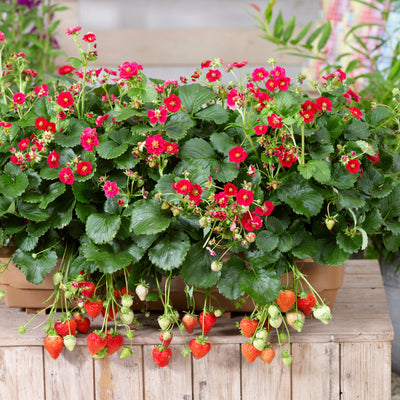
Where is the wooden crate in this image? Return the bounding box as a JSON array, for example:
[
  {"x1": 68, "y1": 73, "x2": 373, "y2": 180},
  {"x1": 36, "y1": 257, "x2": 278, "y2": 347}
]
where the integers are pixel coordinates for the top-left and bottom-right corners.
[{"x1": 0, "y1": 259, "x2": 393, "y2": 400}]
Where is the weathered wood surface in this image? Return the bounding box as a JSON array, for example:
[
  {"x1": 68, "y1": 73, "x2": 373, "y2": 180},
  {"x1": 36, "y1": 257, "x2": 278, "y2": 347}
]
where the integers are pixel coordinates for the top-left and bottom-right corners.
[{"x1": 0, "y1": 260, "x2": 393, "y2": 400}]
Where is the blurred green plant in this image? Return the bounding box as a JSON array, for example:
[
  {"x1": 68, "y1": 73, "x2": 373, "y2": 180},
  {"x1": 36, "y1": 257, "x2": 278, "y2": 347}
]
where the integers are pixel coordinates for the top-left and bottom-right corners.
[
  {"x1": 250, "y1": 0, "x2": 400, "y2": 106},
  {"x1": 0, "y1": 0, "x2": 67, "y2": 76}
]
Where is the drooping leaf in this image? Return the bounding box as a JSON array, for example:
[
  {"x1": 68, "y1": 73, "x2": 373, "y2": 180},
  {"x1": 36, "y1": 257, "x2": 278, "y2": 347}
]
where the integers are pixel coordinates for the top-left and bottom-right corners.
[
  {"x1": 256, "y1": 230, "x2": 279, "y2": 252},
  {"x1": 195, "y1": 104, "x2": 229, "y2": 124},
  {"x1": 164, "y1": 111, "x2": 195, "y2": 140},
  {"x1": 148, "y1": 231, "x2": 191, "y2": 270},
  {"x1": 17, "y1": 200, "x2": 49, "y2": 221},
  {"x1": 0, "y1": 173, "x2": 28, "y2": 198},
  {"x1": 86, "y1": 213, "x2": 121, "y2": 244},
  {"x1": 179, "y1": 84, "x2": 217, "y2": 114},
  {"x1": 217, "y1": 256, "x2": 247, "y2": 299},
  {"x1": 13, "y1": 248, "x2": 58, "y2": 285}
]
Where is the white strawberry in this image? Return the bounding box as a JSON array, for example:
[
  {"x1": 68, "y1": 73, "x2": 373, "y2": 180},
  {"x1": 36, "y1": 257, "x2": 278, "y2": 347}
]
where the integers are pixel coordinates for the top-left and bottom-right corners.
[
  {"x1": 64, "y1": 334, "x2": 76, "y2": 351},
  {"x1": 135, "y1": 284, "x2": 149, "y2": 301},
  {"x1": 120, "y1": 310, "x2": 134, "y2": 325},
  {"x1": 313, "y1": 304, "x2": 332, "y2": 325},
  {"x1": 121, "y1": 294, "x2": 133, "y2": 308},
  {"x1": 286, "y1": 310, "x2": 305, "y2": 332},
  {"x1": 269, "y1": 315, "x2": 282, "y2": 329}
]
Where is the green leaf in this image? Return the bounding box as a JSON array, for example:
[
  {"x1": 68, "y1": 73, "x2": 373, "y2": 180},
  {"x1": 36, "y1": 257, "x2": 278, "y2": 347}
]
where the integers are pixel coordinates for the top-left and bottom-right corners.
[
  {"x1": 13, "y1": 249, "x2": 58, "y2": 285},
  {"x1": 291, "y1": 21, "x2": 312, "y2": 45},
  {"x1": 195, "y1": 104, "x2": 229, "y2": 124},
  {"x1": 362, "y1": 208, "x2": 383, "y2": 234},
  {"x1": 317, "y1": 21, "x2": 332, "y2": 51},
  {"x1": 210, "y1": 132, "x2": 236, "y2": 154},
  {"x1": 283, "y1": 17, "x2": 296, "y2": 42},
  {"x1": 273, "y1": 11, "x2": 284, "y2": 38},
  {"x1": 256, "y1": 230, "x2": 279, "y2": 252},
  {"x1": 181, "y1": 138, "x2": 216, "y2": 170},
  {"x1": 72, "y1": 181, "x2": 94, "y2": 204},
  {"x1": 66, "y1": 56, "x2": 82, "y2": 68},
  {"x1": 316, "y1": 237, "x2": 349, "y2": 266},
  {"x1": 97, "y1": 140, "x2": 129, "y2": 160},
  {"x1": 274, "y1": 91, "x2": 300, "y2": 116},
  {"x1": 82, "y1": 240, "x2": 132, "y2": 273},
  {"x1": 245, "y1": 250, "x2": 280, "y2": 267},
  {"x1": 239, "y1": 266, "x2": 281, "y2": 305},
  {"x1": 379, "y1": 185, "x2": 400, "y2": 219},
  {"x1": 54, "y1": 118, "x2": 87, "y2": 147},
  {"x1": 370, "y1": 106, "x2": 392, "y2": 124},
  {"x1": 358, "y1": 167, "x2": 393, "y2": 199},
  {"x1": 337, "y1": 189, "x2": 366, "y2": 209},
  {"x1": 48, "y1": 194, "x2": 75, "y2": 229},
  {"x1": 292, "y1": 230, "x2": 318, "y2": 259},
  {"x1": 86, "y1": 214, "x2": 121, "y2": 244},
  {"x1": 217, "y1": 256, "x2": 247, "y2": 299},
  {"x1": 337, "y1": 231, "x2": 362, "y2": 252},
  {"x1": 148, "y1": 231, "x2": 190, "y2": 270},
  {"x1": 130, "y1": 198, "x2": 171, "y2": 235},
  {"x1": 27, "y1": 220, "x2": 51, "y2": 237},
  {"x1": 306, "y1": 23, "x2": 327, "y2": 45},
  {"x1": 0, "y1": 173, "x2": 29, "y2": 198},
  {"x1": 278, "y1": 234, "x2": 293, "y2": 252},
  {"x1": 266, "y1": 216, "x2": 284, "y2": 234},
  {"x1": 345, "y1": 120, "x2": 370, "y2": 141},
  {"x1": 297, "y1": 160, "x2": 331, "y2": 184},
  {"x1": 277, "y1": 174, "x2": 324, "y2": 218},
  {"x1": 332, "y1": 163, "x2": 358, "y2": 189},
  {"x1": 18, "y1": 200, "x2": 49, "y2": 221},
  {"x1": 14, "y1": 233, "x2": 39, "y2": 252},
  {"x1": 180, "y1": 243, "x2": 219, "y2": 288},
  {"x1": 164, "y1": 111, "x2": 195, "y2": 140},
  {"x1": 39, "y1": 181, "x2": 66, "y2": 209},
  {"x1": 0, "y1": 196, "x2": 13, "y2": 216},
  {"x1": 179, "y1": 84, "x2": 217, "y2": 114},
  {"x1": 210, "y1": 160, "x2": 240, "y2": 183}
]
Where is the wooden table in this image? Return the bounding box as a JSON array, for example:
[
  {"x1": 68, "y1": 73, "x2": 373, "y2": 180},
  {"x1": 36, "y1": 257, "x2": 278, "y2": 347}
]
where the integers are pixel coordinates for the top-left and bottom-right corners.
[{"x1": 0, "y1": 259, "x2": 394, "y2": 400}]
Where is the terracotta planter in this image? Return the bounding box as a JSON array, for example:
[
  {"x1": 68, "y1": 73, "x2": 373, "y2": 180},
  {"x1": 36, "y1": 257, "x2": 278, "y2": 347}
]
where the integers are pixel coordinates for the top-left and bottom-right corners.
[
  {"x1": 0, "y1": 247, "x2": 57, "y2": 310},
  {"x1": 133, "y1": 259, "x2": 345, "y2": 312}
]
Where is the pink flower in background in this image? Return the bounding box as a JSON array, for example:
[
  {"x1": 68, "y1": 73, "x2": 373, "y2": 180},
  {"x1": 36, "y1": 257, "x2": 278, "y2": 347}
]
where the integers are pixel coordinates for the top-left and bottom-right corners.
[
  {"x1": 164, "y1": 94, "x2": 181, "y2": 113},
  {"x1": 316, "y1": 97, "x2": 333, "y2": 111},
  {"x1": 229, "y1": 146, "x2": 248, "y2": 163},
  {"x1": 252, "y1": 67, "x2": 268, "y2": 81},
  {"x1": 349, "y1": 106, "x2": 363, "y2": 119},
  {"x1": 145, "y1": 134, "x2": 167, "y2": 155},
  {"x1": 58, "y1": 65, "x2": 75, "y2": 75},
  {"x1": 47, "y1": 151, "x2": 60, "y2": 168},
  {"x1": 236, "y1": 189, "x2": 254, "y2": 206},
  {"x1": 147, "y1": 107, "x2": 168, "y2": 124},
  {"x1": 34, "y1": 84, "x2": 49, "y2": 98},
  {"x1": 104, "y1": 181, "x2": 119, "y2": 197},
  {"x1": 13, "y1": 92, "x2": 25, "y2": 104},
  {"x1": 206, "y1": 69, "x2": 222, "y2": 82},
  {"x1": 66, "y1": 26, "x2": 81, "y2": 35},
  {"x1": 118, "y1": 62, "x2": 143, "y2": 79},
  {"x1": 0, "y1": 31, "x2": 5, "y2": 42},
  {"x1": 57, "y1": 91, "x2": 74, "y2": 108},
  {"x1": 75, "y1": 161, "x2": 92, "y2": 176},
  {"x1": 82, "y1": 32, "x2": 96, "y2": 42}
]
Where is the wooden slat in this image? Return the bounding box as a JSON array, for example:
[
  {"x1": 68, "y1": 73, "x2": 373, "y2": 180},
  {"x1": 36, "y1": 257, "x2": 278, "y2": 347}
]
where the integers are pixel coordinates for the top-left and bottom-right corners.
[
  {"x1": 94, "y1": 345, "x2": 143, "y2": 400},
  {"x1": 143, "y1": 344, "x2": 192, "y2": 400},
  {"x1": 341, "y1": 342, "x2": 392, "y2": 400},
  {"x1": 192, "y1": 343, "x2": 241, "y2": 400},
  {"x1": 44, "y1": 346, "x2": 94, "y2": 400},
  {"x1": 241, "y1": 343, "x2": 291, "y2": 400},
  {"x1": 0, "y1": 346, "x2": 44, "y2": 400},
  {"x1": 292, "y1": 342, "x2": 340, "y2": 399}
]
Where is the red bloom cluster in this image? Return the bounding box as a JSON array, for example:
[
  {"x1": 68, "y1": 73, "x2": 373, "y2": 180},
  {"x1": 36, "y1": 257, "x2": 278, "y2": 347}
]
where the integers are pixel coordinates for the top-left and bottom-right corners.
[
  {"x1": 145, "y1": 135, "x2": 178, "y2": 156},
  {"x1": 172, "y1": 179, "x2": 203, "y2": 204},
  {"x1": 81, "y1": 127, "x2": 99, "y2": 151},
  {"x1": 118, "y1": 62, "x2": 143, "y2": 80},
  {"x1": 228, "y1": 146, "x2": 248, "y2": 163}
]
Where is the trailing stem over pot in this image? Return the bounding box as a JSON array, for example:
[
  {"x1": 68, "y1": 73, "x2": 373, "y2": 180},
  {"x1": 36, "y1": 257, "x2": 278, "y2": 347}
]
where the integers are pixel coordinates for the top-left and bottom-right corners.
[{"x1": 0, "y1": 26, "x2": 399, "y2": 307}]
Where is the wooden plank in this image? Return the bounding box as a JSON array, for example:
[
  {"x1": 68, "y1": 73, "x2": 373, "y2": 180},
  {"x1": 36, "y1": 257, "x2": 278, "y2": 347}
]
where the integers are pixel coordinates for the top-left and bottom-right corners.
[
  {"x1": 143, "y1": 344, "x2": 192, "y2": 400},
  {"x1": 292, "y1": 342, "x2": 340, "y2": 399},
  {"x1": 0, "y1": 346, "x2": 44, "y2": 400},
  {"x1": 44, "y1": 346, "x2": 94, "y2": 400},
  {"x1": 341, "y1": 342, "x2": 392, "y2": 400},
  {"x1": 192, "y1": 343, "x2": 241, "y2": 400},
  {"x1": 241, "y1": 343, "x2": 290, "y2": 400},
  {"x1": 343, "y1": 259, "x2": 380, "y2": 275},
  {"x1": 94, "y1": 346, "x2": 143, "y2": 400},
  {"x1": 342, "y1": 273, "x2": 383, "y2": 288}
]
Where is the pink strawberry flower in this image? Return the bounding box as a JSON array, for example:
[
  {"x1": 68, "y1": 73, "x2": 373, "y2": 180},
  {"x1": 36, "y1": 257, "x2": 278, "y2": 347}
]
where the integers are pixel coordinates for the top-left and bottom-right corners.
[
  {"x1": 164, "y1": 94, "x2": 181, "y2": 113},
  {"x1": 59, "y1": 167, "x2": 75, "y2": 185},
  {"x1": 227, "y1": 89, "x2": 244, "y2": 110},
  {"x1": 164, "y1": 142, "x2": 179, "y2": 155},
  {"x1": 0, "y1": 121, "x2": 12, "y2": 128},
  {"x1": 252, "y1": 67, "x2": 268, "y2": 82},
  {"x1": 172, "y1": 179, "x2": 193, "y2": 194},
  {"x1": 316, "y1": 97, "x2": 333, "y2": 111},
  {"x1": 104, "y1": 180, "x2": 119, "y2": 197},
  {"x1": 241, "y1": 211, "x2": 263, "y2": 231},
  {"x1": 275, "y1": 76, "x2": 291, "y2": 91},
  {"x1": 47, "y1": 150, "x2": 60, "y2": 168},
  {"x1": 0, "y1": 31, "x2": 5, "y2": 42},
  {"x1": 18, "y1": 138, "x2": 30, "y2": 151},
  {"x1": 349, "y1": 106, "x2": 363, "y2": 119},
  {"x1": 270, "y1": 66, "x2": 286, "y2": 78},
  {"x1": 95, "y1": 114, "x2": 109, "y2": 127},
  {"x1": 228, "y1": 146, "x2": 248, "y2": 163},
  {"x1": 267, "y1": 114, "x2": 283, "y2": 129},
  {"x1": 13, "y1": 92, "x2": 25, "y2": 105},
  {"x1": 188, "y1": 184, "x2": 203, "y2": 204},
  {"x1": 57, "y1": 91, "x2": 74, "y2": 108},
  {"x1": 145, "y1": 134, "x2": 167, "y2": 155},
  {"x1": 34, "y1": 84, "x2": 49, "y2": 98},
  {"x1": 58, "y1": 65, "x2": 75, "y2": 75},
  {"x1": 80, "y1": 127, "x2": 99, "y2": 151},
  {"x1": 255, "y1": 201, "x2": 274, "y2": 217},
  {"x1": 236, "y1": 189, "x2": 254, "y2": 206},
  {"x1": 206, "y1": 69, "x2": 222, "y2": 82},
  {"x1": 147, "y1": 107, "x2": 168, "y2": 124},
  {"x1": 224, "y1": 183, "x2": 238, "y2": 196},
  {"x1": 82, "y1": 32, "x2": 96, "y2": 42},
  {"x1": 118, "y1": 62, "x2": 143, "y2": 79},
  {"x1": 346, "y1": 158, "x2": 361, "y2": 173},
  {"x1": 254, "y1": 125, "x2": 268, "y2": 135},
  {"x1": 35, "y1": 117, "x2": 49, "y2": 131},
  {"x1": 66, "y1": 26, "x2": 81, "y2": 35},
  {"x1": 75, "y1": 161, "x2": 92, "y2": 176},
  {"x1": 265, "y1": 78, "x2": 277, "y2": 91}
]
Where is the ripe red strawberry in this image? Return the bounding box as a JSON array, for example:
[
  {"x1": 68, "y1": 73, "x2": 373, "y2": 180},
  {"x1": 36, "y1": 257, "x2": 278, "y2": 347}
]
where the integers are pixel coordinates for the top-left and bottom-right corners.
[
  {"x1": 113, "y1": 286, "x2": 132, "y2": 299},
  {"x1": 86, "y1": 331, "x2": 107, "y2": 355},
  {"x1": 75, "y1": 317, "x2": 90, "y2": 334},
  {"x1": 241, "y1": 342, "x2": 261, "y2": 363},
  {"x1": 239, "y1": 317, "x2": 258, "y2": 337},
  {"x1": 152, "y1": 345, "x2": 172, "y2": 367},
  {"x1": 259, "y1": 347, "x2": 275, "y2": 365},
  {"x1": 263, "y1": 317, "x2": 272, "y2": 332},
  {"x1": 54, "y1": 319, "x2": 77, "y2": 337},
  {"x1": 106, "y1": 330, "x2": 124, "y2": 355},
  {"x1": 182, "y1": 313, "x2": 198, "y2": 333},
  {"x1": 190, "y1": 338, "x2": 211, "y2": 360},
  {"x1": 199, "y1": 311, "x2": 217, "y2": 334},
  {"x1": 276, "y1": 290, "x2": 296, "y2": 312},
  {"x1": 297, "y1": 292, "x2": 316, "y2": 315},
  {"x1": 84, "y1": 299, "x2": 103, "y2": 318},
  {"x1": 44, "y1": 334, "x2": 64, "y2": 360},
  {"x1": 159, "y1": 331, "x2": 173, "y2": 347}
]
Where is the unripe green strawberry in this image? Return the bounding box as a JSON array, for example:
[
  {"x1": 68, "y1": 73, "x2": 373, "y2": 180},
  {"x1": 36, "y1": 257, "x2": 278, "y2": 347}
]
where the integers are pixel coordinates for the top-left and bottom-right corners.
[
  {"x1": 120, "y1": 346, "x2": 133, "y2": 359},
  {"x1": 52, "y1": 272, "x2": 63, "y2": 286},
  {"x1": 286, "y1": 311, "x2": 305, "y2": 333},
  {"x1": 255, "y1": 329, "x2": 268, "y2": 340},
  {"x1": 18, "y1": 325, "x2": 26, "y2": 334},
  {"x1": 281, "y1": 350, "x2": 292, "y2": 367},
  {"x1": 64, "y1": 334, "x2": 76, "y2": 351},
  {"x1": 135, "y1": 284, "x2": 149, "y2": 301},
  {"x1": 268, "y1": 304, "x2": 280, "y2": 318},
  {"x1": 313, "y1": 304, "x2": 332, "y2": 324},
  {"x1": 158, "y1": 315, "x2": 171, "y2": 331},
  {"x1": 325, "y1": 217, "x2": 336, "y2": 230},
  {"x1": 92, "y1": 348, "x2": 107, "y2": 359},
  {"x1": 126, "y1": 327, "x2": 135, "y2": 340},
  {"x1": 269, "y1": 315, "x2": 282, "y2": 329},
  {"x1": 253, "y1": 338, "x2": 265, "y2": 351},
  {"x1": 120, "y1": 310, "x2": 134, "y2": 325},
  {"x1": 214, "y1": 309, "x2": 223, "y2": 318},
  {"x1": 278, "y1": 332, "x2": 287, "y2": 343},
  {"x1": 121, "y1": 294, "x2": 133, "y2": 308},
  {"x1": 181, "y1": 347, "x2": 191, "y2": 357},
  {"x1": 211, "y1": 261, "x2": 223, "y2": 272}
]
